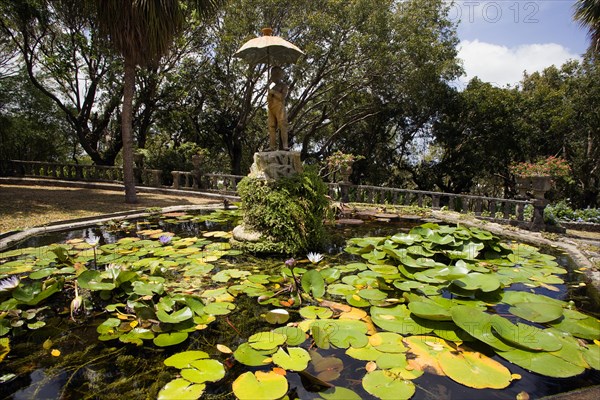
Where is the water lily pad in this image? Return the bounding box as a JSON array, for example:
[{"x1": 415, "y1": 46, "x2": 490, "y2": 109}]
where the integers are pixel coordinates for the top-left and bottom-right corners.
[
  {"x1": 272, "y1": 347, "x2": 311, "y2": 371},
  {"x1": 362, "y1": 370, "x2": 416, "y2": 400},
  {"x1": 358, "y1": 288, "x2": 388, "y2": 301},
  {"x1": 509, "y1": 302, "x2": 563, "y2": 323},
  {"x1": 181, "y1": 359, "x2": 225, "y2": 383},
  {"x1": 450, "y1": 306, "x2": 513, "y2": 351},
  {"x1": 164, "y1": 351, "x2": 210, "y2": 369},
  {"x1": 299, "y1": 306, "x2": 333, "y2": 319},
  {"x1": 582, "y1": 342, "x2": 600, "y2": 370},
  {"x1": 368, "y1": 332, "x2": 406, "y2": 353},
  {"x1": 319, "y1": 386, "x2": 361, "y2": 400},
  {"x1": 490, "y1": 315, "x2": 562, "y2": 351},
  {"x1": 233, "y1": 343, "x2": 273, "y2": 366},
  {"x1": 273, "y1": 326, "x2": 306, "y2": 346},
  {"x1": 310, "y1": 319, "x2": 369, "y2": 349},
  {"x1": 498, "y1": 348, "x2": 585, "y2": 378},
  {"x1": 453, "y1": 272, "x2": 501, "y2": 292},
  {"x1": 157, "y1": 378, "x2": 205, "y2": 400},
  {"x1": 232, "y1": 371, "x2": 288, "y2": 400},
  {"x1": 375, "y1": 353, "x2": 409, "y2": 369},
  {"x1": 157, "y1": 307, "x2": 193, "y2": 324},
  {"x1": 265, "y1": 309, "x2": 290, "y2": 324},
  {"x1": 408, "y1": 301, "x2": 452, "y2": 321},
  {"x1": 550, "y1": 309, "x2": 600, "y2": 340},
  {"x1": 248, "y1": 331, "x2": 287, "y2": 351},
  {"x1": 370, "y1": 305, "x2": 432, "y2": 335},
  {"x1": 119, "y1": 328, "x2": 155, "y2": 345},
  {"x1": 346, "y1": 345, "x2": 385, "y2": 361},
  {"x1": 301, "y1": 269, "x2": 326, "y2": 298},
  {"x1": 203, "y1": 302, "x2": 235, "y2": 316},
  {"x1": 439, "y1": 349, "x2": 513, "y2": 389},
  {"x1": 153, "y1": 332, "x2": 188, "y2": 347}
]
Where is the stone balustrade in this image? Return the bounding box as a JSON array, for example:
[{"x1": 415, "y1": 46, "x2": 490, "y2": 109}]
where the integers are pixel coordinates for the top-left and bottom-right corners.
[{"x1": 5, "y1": 159, "x2": 534, "y2": 225}]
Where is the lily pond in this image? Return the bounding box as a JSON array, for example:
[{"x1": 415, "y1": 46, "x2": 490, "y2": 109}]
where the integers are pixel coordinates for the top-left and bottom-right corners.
[{"x1": 0, "y1": 209, "x2": 599, "y2": 400}]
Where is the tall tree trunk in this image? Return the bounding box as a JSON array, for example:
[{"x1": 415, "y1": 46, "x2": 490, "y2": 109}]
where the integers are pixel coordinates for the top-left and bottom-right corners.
[{"x1": 121, "y1": 58, "x2": 138, "y2": 204}]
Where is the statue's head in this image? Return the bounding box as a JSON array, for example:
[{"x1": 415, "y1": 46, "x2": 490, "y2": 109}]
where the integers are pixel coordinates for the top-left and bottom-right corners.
[{"x1": 270, "y1": 66, "x2": 285, "y2": 81}]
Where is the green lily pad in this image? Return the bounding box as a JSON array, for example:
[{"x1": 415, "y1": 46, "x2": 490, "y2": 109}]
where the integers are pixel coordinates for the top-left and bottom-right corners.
[
  {"x1": 357, "y1": 288, "x2": 388, "y2": 301},
  {"x1": 490, "y1": 315, "x2": 562, "y2": 351},
  {"x1": 153, "y1": 332, "x2": 188, "y2": 347},
  {"x1": 509, "y1": 302, "x2": 563, "y2": 323},
  {"x1": 273, "y1": 326, "x2": 306, "y2": 346},
  {"x1": 582, "y1": 342, "x2": 600, "y2": 370},
  {"x1": 157, "y1": 307, "x2": 194, "y2": 324},
  {"x1": 157, "y1": 378, "x2": 205, "y2": 400},
  {"x1": 370, "y1": 305, "x2": 433, "y2": 336},
  {"x1": 248, "y1": 331, "x2": 287, "y2": 351},
  {"x1": 550, "y1": 309, "x2": 600, "y2": 340},
  {"x1": 301, "y1": 269, "x2": 326, "y2": 298},
  {"x1": 408, "y1": 301, "x2": 452, "y2": 321},
  {"x1": 181, "y1": 359, "x2": 225, "y2": 383},
  {"x1": 376, "y1": 353, "x2": 409, "y2": 369},
  {"x1": 119, "y1": 328, "x2": 154, "y2": 346},
  {"x1": 346, "y1": 345, "x2": 385, "y2": 361},
  {"x1": 265, "y1": 309, "x2": 290, "y2": 324},
  {"x1": 310, "y1": 319, "x2": 369, "y2": 349},
  {"x1": 362, "y1": 370, "x2": 416, "y2": 400},
  {"x1": 164, "y1": 351, "x2": 210, "y2": 369},
  {"x1": 319, "y1": 386, "x2": 362, "y2": 400},
  {"x1": 450, "y1": 306, "x2": 513, "y2": 351},
  {"x1": 272, "y1": 347, "x2": 311, "y2": 371},
  {"x1": 439, "y1": 349, "x2": 513, "y2": 389},
  {"x1": 232, "y1": 371, "x2": 288, "y2": 400},
  {"x1": 233, "y1": 343, "x2": 273, "y2": 366},
  {"x1": 299, "y1": 306, "x2": 333, "y2": 319},
  {"x1": 203, "y1": 302, "x2": 235, "y2": 316},
  {"x1": 453, "y1": 272, "x2": 501, "y2": 292},
  {"x1": 368, "y1": 332, "x2": 406, "y2": 353},
  {"x1": 499, "y1": 348, "x2": 585, "y2": 378}
]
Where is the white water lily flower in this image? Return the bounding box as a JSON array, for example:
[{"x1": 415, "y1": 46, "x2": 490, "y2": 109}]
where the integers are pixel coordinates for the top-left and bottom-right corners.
[
  {"x1": 307, "y1": 252, "x2": 324, "y2": 264},
  {"x1": 85, "y1": 234, "x2": 100, "y2": 247},
  {"x1": 0, "y1": 276, "x2": 20, "y2": 292}
]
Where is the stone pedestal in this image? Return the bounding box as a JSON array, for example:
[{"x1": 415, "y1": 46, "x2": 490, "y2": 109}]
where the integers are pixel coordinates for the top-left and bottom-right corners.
[
  {"x1": 516, "y1": 175, "x2": 552, "y2": 231},
  {"x1": 248, "y1": 151, "x2": 302, "y2": 180}
]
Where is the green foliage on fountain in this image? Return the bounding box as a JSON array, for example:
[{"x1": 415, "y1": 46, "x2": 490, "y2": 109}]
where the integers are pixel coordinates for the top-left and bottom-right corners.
[{"x1": 233, "y1": 169, "x2": 329, "y2": 254}]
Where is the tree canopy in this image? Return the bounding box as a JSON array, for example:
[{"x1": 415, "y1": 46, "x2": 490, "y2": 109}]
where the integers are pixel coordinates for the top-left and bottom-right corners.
[{"x1": 0, "y1": 0, "x2": 598, "y2": 207}]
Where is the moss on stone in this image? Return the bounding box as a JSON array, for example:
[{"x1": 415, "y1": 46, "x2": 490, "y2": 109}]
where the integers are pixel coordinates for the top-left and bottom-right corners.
[{"x1": 235, "y1": 169, "x2": 329, "y2": 255}]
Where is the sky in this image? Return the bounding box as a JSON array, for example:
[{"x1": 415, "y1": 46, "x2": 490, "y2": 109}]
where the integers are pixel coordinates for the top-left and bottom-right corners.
[{"x1": 452, "y1": 0, "x2": 590, "y2": 87}]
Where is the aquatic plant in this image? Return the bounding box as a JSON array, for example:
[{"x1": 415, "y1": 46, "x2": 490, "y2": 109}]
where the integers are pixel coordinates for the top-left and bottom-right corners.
[{"x1": 0, "y1": 215, "x2": 598, "y2": 399}]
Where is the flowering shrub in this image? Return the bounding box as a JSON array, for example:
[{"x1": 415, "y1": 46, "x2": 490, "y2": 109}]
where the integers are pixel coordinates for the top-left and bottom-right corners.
[
  {"x1": 326, "y1": 151, "x2": 364, "y2": 170},
  {"x1": 510, "y1": 156, "x2": 572, "y2": 180}
]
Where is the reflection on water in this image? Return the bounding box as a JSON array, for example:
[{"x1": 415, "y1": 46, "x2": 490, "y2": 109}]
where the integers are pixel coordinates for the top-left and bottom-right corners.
[{"x1": 12, "y1": 368, "x2": 66, "y2": 400}]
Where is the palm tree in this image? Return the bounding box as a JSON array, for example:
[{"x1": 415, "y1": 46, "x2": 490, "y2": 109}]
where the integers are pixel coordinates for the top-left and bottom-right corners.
[
  {"x1": 93, "y1": 0, "x2": 224, "y2": 203},
  {"x1": 574, "y1": 0, "x2": 600, "y2": 54}
]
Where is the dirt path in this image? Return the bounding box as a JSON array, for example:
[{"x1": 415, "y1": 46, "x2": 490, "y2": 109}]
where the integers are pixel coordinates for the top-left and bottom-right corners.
[{"x1": 0, "y1": 183, "x2": 219, "y2": 234}]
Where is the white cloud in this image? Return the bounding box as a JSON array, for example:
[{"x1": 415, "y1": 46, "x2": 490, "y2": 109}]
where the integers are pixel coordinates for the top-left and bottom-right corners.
[{"x1": 457, "y1": 40, "x2": 580, "y2": 87}]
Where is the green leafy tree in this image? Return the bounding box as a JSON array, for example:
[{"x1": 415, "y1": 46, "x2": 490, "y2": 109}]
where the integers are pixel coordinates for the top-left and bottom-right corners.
[
  {"x1": 155, "y1": 0, "x2": 460, "y2": 177},
  {"x1": 0, "y1": 0, "x2": 125, "y2": 165},
  {"x1": 430, "y1": 78, "x2": 524, "y2": 196}
]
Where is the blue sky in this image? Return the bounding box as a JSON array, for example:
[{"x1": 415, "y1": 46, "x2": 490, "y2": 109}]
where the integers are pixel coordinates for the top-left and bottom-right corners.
[{"x1": 452, "y1": 0, "x2": 589, "y2": 86}]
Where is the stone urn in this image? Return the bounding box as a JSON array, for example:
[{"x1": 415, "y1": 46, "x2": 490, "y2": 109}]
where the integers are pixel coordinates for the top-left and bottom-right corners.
[
  {"x1": 338, "y1": 160, "x2": 354, "y2": 183},
  {"x1": 516, "y1": 175, "x2": 552, "y2": 200}
]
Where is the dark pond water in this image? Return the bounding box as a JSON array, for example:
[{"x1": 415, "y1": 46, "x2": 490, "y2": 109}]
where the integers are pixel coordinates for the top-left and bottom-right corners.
[{"x1": 0, "y1": 211, "x2": 599, "y2": 400}]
